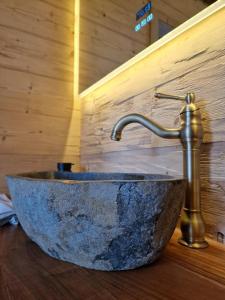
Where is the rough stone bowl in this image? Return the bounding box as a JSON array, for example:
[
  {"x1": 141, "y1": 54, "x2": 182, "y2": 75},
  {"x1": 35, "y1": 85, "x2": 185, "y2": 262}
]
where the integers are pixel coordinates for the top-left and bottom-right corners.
[{"x1": 7, "y1": 172, "x2": 186, "y2": 271}]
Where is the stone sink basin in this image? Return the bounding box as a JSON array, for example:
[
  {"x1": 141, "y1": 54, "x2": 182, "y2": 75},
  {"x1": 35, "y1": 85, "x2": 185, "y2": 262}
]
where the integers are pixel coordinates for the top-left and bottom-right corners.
[{"x1": 7, "y1": 172, "x2": 186, "y2": 271}]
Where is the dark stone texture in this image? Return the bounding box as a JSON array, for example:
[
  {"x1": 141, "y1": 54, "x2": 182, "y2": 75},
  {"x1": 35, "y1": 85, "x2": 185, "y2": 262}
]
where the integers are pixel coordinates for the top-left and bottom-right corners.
[{"x1": 7, "y1": 172, "x2": 186, "y2": 271}]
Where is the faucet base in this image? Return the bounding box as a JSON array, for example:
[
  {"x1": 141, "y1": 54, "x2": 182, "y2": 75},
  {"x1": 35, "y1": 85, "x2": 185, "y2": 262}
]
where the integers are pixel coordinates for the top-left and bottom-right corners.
[
  {"x1": 179, "y1": 208, "x2": 208, "y2": 249},
  {"x1": 178, "y1": 238, "x2": 208, "y2": 249}
]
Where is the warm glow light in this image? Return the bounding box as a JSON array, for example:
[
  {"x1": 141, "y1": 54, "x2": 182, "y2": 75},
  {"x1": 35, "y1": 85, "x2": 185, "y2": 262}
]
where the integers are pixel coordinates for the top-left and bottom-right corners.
[
  {"x1": 80, "y1": 0, "x2": 225, "y2": 98},
  {"x1": 63, "y1": 0, "x2": 81, "y2": 168}
]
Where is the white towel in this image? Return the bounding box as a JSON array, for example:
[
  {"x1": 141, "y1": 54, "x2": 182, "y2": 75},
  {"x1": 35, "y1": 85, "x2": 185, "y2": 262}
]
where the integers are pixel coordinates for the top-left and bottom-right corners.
[{"x1": 0, "y1": 194, "x2": 18, "y2": 226}]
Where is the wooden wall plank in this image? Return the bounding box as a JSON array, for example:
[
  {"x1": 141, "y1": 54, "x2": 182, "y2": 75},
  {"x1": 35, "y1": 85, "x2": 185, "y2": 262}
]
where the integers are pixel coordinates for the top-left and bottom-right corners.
[
  {"x1": 0, "y1": 0, "x2": 80, "y2": 192},
  {"x1": 0, "y1": 26, "x2": 73, "y2": 82},
  {"x1": 0, "y1": 0, "x2": 74, "y2": 44}
]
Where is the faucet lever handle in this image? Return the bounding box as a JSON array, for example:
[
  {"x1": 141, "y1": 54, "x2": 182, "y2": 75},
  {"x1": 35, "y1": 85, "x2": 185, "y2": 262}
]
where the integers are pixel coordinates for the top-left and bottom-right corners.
[{"x1": 155, "y1": 92, "x2": 195, "y2": 104}]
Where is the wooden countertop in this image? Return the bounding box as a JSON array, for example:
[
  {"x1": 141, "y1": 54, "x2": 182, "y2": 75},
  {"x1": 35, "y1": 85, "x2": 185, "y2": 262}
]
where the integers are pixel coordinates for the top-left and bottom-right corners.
[{"x1": 1, "y1": 225, "x2": 225, "y2": 300}]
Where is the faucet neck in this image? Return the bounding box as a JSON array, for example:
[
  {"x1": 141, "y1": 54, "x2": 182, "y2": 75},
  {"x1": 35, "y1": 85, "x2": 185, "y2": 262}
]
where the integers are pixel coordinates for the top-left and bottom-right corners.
[{"x1": 178, "y1": 101, "x2": 208, "y2": 248}]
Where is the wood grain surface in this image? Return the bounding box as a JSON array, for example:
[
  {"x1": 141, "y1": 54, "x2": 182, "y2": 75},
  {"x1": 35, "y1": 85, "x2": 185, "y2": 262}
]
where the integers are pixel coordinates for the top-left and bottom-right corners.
[
  {"x1": 0, "y1": 225, "x2": 225, "y2": 300},
  {"x1": 0, "y1": 0, "x2": 80, "y2": 192},
  {"x1": 80, "y1": 7, "x2": 225, "y2": 240}
]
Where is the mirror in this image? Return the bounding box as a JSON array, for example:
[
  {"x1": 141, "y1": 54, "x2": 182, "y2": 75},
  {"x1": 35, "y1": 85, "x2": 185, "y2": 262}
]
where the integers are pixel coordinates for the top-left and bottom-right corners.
[{"x1": 79, "y1": 0, "x2": 217, "y2": 92}]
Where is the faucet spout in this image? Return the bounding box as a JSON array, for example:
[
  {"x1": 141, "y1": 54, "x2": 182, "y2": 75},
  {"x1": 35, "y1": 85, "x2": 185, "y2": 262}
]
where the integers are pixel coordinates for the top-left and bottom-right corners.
[{"x1": 111, "y1": 113, "x2": 181, "y2": 141}]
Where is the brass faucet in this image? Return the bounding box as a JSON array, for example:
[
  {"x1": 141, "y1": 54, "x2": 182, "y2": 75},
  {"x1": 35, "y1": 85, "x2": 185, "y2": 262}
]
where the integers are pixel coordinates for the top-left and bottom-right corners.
[{"x1": 111, "y1": 92, "x2": 208, "y2": 249}]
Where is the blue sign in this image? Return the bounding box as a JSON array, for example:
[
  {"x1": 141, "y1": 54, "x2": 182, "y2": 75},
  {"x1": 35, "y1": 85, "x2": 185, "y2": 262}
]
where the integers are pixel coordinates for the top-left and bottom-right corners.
[
  {"x1": 136, "y1": 2, "x2": 152, "y2": 21},
  {"x1": 135, "y1": 13, "x2": 154, "y2": 32}
]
